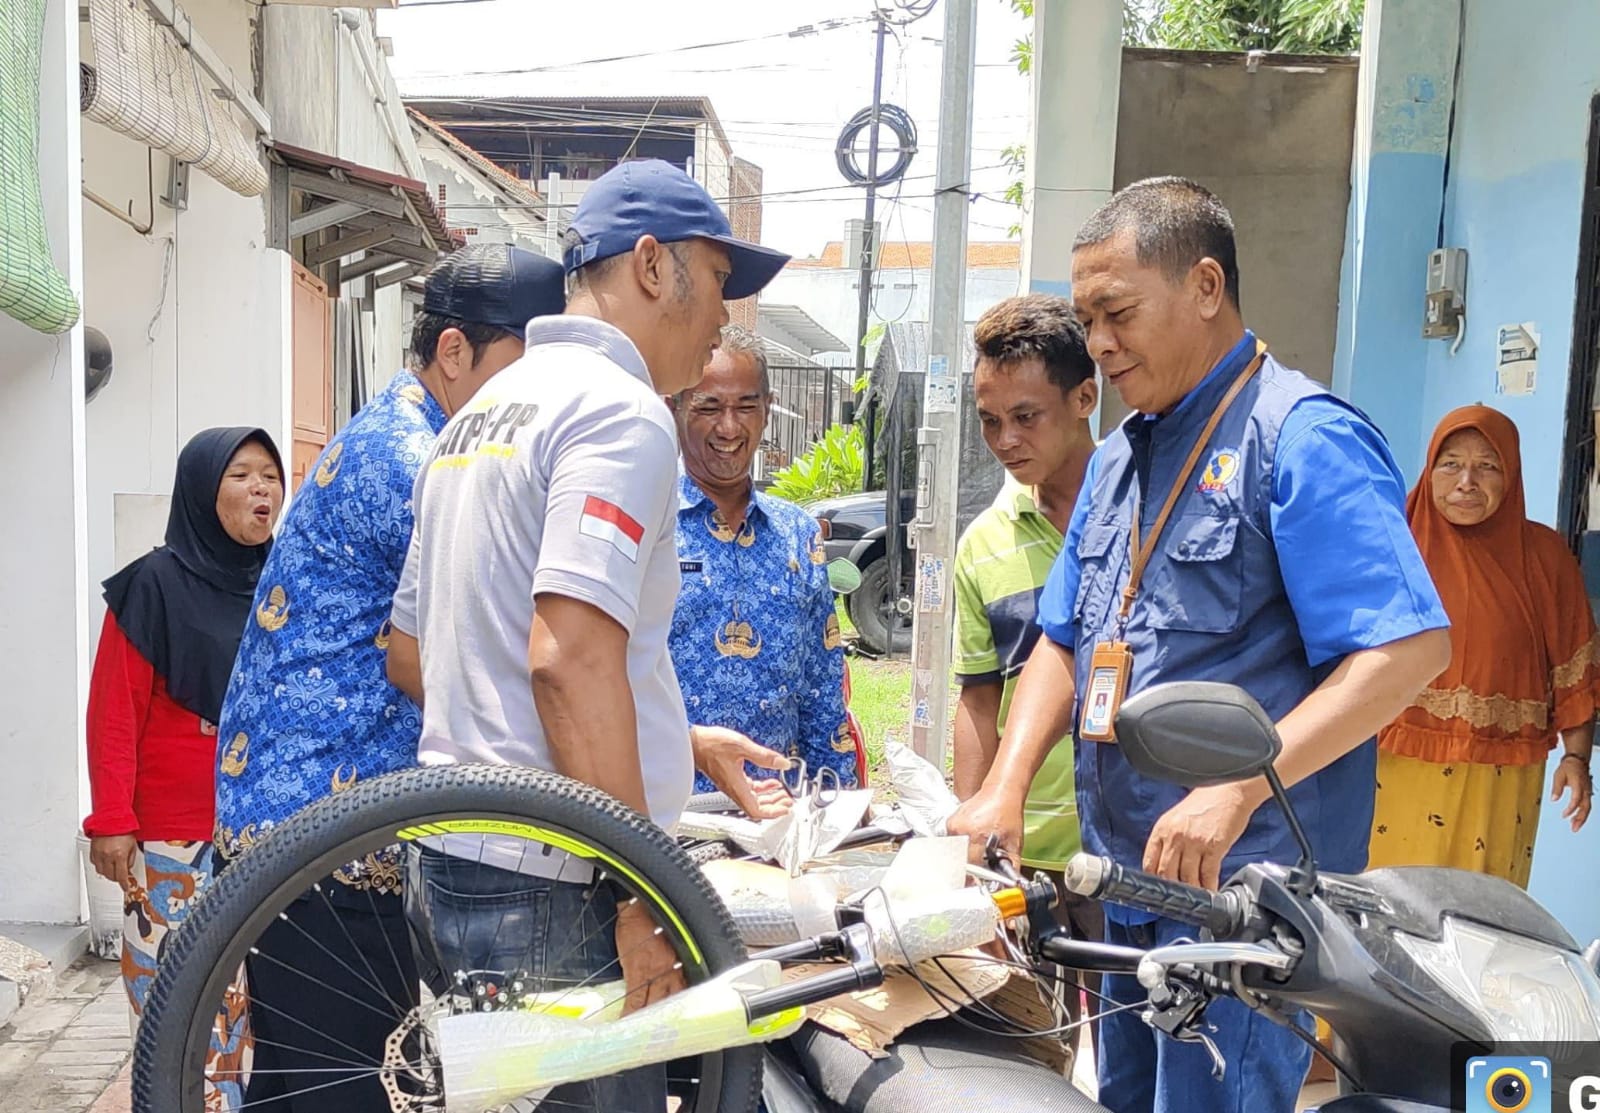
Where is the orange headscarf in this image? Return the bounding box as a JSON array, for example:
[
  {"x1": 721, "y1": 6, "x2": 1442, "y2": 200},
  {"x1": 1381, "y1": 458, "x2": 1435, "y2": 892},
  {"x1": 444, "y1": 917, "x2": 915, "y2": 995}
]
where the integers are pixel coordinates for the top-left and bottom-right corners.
[{"x1": 1381, "y1": 405, "x2": 1599, "y2": 766}]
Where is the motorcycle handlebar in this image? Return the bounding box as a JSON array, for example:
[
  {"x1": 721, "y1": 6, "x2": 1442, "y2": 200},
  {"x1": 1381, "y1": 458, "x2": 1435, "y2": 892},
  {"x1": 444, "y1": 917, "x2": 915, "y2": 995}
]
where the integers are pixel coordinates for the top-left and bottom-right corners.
[{"x1": 1062, "y1": 854, "x2": 1250, "y2": 938}]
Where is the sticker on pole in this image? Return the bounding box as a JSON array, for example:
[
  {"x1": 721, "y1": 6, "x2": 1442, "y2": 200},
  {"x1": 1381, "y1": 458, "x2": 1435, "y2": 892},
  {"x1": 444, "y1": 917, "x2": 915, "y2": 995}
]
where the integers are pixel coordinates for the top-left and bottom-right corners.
[
  {"x1": 925, "y1": 355, "x2": 957, "y2": 413},
  {"x1": 917, "y1": 554, "x2": 946, "y2": 612}
]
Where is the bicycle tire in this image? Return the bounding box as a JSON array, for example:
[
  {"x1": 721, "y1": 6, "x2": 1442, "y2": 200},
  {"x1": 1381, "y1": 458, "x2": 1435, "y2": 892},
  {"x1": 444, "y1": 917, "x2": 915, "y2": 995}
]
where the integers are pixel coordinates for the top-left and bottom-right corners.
[
  {"x1": 685, "y1": 791, "x2": 740, "y2": 814},
  {"x1": 687, "y1": 840, "x2": 737, "y2": 865},
  {"x1": 133, "y1": 763, "x2": 763, "y2": 1113}
]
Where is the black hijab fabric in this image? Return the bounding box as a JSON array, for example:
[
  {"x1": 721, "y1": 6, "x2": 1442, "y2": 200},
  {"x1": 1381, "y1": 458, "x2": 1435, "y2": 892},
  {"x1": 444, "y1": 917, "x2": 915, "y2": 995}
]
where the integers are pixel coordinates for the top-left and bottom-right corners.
[{"x1": 102, "y1": 427, "x2": 283, "y2": 724}]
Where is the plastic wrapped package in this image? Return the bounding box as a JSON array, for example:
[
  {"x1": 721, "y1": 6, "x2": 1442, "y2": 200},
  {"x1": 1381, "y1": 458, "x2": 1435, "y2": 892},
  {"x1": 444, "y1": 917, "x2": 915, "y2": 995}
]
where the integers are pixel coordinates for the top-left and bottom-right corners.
[{"x1": 435, "y1": 959, "x2": 802, "y2": 1112}]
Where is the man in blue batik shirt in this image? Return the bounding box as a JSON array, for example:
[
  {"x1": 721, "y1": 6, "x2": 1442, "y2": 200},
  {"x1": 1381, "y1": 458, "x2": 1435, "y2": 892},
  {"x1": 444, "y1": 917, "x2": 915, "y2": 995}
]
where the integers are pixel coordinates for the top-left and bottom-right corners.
[
  {"x1": 213, "y1": 243, "x2": 564, "y2": 1113},
  {"x1": 949, "y1": 179, "x2": 1453, "y2": 1113},
  {"x1": 669, "y1": 325, "x2": 856, "y2": 792}
]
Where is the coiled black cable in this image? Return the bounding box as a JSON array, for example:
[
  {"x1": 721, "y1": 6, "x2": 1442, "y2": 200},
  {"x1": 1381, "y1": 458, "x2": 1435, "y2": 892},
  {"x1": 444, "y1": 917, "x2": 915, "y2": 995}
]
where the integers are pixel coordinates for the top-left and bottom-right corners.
[{"x1": 835, "y1": 103, "x2": 918, "y2": 187}]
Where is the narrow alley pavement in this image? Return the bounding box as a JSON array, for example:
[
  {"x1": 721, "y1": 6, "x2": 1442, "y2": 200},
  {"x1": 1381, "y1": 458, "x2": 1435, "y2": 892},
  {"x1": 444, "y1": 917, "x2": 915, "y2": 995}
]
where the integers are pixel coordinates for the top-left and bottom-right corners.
[{"x1": 0, "y1": 957, "x2": 130, "y2": 1113}]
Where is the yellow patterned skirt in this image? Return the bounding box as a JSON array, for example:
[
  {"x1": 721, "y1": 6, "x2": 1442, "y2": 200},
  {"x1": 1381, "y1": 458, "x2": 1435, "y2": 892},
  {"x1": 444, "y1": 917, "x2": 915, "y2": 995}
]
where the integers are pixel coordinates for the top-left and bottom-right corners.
[{"x1": 1367, "y1": 750, "x2": 1546, "y2": 887}]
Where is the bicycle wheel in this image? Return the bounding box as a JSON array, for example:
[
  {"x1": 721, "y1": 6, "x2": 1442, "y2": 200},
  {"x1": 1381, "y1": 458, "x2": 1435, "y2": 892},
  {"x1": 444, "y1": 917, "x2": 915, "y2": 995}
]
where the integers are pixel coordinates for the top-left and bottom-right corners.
[{"x1": 133, "y1": 764, "x2": 762, "y2": 1113}]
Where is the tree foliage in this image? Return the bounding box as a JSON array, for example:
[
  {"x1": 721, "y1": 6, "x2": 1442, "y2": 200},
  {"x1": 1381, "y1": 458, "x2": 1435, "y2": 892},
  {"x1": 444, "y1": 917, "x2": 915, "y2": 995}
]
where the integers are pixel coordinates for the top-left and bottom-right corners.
[
  {"x1": 999, "y1": 0, "x2": 1363, "y2": 235},
  {"x1": 1131, "y1": 0, "x2": 1364, "y2": 54},
  {"x1": 765, "y1": 423, "x2": 865, "y2": 505}
]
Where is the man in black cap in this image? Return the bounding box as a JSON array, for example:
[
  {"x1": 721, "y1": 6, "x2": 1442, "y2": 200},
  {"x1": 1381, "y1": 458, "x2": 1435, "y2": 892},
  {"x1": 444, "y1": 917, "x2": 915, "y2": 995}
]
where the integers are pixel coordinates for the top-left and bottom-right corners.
[
  {"x1": 214, "y1": 242, "x2": 565, "y2": 1113},
  {"x1": 385, "y1": 160, "x2": 791, "y2": 1109}
]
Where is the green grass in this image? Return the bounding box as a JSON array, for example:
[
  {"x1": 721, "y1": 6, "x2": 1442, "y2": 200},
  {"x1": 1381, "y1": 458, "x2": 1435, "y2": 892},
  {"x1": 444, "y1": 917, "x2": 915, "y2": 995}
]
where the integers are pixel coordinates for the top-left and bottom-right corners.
[{"x1": 836, "y1": 599, "x2": 960, "y2": 784}]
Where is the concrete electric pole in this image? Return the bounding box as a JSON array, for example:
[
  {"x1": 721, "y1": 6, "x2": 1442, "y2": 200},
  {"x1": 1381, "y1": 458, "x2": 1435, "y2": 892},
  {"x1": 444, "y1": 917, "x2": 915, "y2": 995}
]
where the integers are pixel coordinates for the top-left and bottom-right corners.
[{"x1": 905, "y1": 0, "x2": 976, "y2": 768}]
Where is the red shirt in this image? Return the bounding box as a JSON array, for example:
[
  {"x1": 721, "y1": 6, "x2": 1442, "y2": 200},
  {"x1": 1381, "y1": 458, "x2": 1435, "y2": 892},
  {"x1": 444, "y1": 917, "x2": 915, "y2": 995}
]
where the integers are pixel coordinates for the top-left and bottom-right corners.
[{"x1": 83, "y1": 610, "x2": 219, "y2": 842}]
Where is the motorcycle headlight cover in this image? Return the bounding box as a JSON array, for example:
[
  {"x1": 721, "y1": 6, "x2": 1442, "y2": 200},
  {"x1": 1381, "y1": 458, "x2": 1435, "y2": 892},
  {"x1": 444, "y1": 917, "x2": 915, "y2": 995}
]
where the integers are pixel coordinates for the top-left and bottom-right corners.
[{"x1": 1394, "y1": 916, "x2": 1600, "y2": 1041}]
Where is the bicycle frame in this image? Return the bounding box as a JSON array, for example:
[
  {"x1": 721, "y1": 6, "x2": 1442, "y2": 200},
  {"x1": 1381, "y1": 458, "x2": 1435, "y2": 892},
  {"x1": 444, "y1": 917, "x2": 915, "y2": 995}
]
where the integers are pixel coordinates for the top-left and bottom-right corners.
[{"x1": 429, "y1": 877, "x2": 1153, "y2": 1113}]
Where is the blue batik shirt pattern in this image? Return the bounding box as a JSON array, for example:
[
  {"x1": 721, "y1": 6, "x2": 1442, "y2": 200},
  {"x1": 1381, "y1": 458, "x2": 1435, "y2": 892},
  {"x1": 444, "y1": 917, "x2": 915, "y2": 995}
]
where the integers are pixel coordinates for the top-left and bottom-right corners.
[
  {"x1": 670, "y1": 475, "x2": 855, "y2": 792},
  {"x1": 214, "y1": 371, "x2": 446, "y2": 889}
]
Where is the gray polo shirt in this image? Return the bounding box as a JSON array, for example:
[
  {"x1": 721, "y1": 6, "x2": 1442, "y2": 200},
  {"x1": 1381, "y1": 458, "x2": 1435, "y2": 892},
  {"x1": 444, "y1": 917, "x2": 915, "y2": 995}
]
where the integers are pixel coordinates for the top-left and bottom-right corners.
[{"x1": 392, "y1": 315, "x2": 693, "y2": 859}]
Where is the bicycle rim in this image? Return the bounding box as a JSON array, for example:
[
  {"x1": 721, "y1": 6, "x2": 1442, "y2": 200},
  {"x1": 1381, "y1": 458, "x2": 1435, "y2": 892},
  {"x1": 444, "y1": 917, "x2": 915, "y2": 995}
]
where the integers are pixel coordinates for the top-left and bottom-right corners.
[{"x1": 133, "y1": 764, "x2": 762, "y2": 1113}]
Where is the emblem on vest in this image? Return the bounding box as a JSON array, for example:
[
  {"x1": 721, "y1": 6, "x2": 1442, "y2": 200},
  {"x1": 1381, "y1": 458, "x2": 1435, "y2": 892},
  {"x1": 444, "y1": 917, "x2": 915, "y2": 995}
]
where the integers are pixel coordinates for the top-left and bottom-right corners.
[{"x1": 1198, "y1": 449, "x2": 1240, "y2": 492}]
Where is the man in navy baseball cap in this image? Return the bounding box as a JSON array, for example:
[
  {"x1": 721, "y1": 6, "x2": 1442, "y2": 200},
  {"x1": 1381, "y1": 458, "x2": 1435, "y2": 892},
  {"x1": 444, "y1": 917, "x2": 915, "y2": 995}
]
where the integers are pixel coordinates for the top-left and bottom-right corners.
[
  {"x1": 423, "y1": 241, "x2": 567, "y2": 335},
  {"x1": 563, "y1": 158, "x2": 791, "y2": 302}
]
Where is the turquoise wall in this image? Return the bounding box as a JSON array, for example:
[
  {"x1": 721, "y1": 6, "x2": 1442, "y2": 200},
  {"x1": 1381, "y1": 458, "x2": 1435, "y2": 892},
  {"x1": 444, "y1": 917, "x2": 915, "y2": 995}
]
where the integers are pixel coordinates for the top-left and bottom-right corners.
[{"x1": 1337, "y1": 0, "x2": 1600, "y2": 941}]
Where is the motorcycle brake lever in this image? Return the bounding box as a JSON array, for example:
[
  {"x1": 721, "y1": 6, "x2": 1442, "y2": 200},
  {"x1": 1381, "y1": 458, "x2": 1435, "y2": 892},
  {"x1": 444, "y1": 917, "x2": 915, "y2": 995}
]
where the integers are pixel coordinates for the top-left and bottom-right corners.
[
  {"x1": 1184, "y1": 1028, "x2": 1227, "y2": 1082},
  {"x1": 1145, "y1": 983, "x2": 1226, "y2": 1081}
]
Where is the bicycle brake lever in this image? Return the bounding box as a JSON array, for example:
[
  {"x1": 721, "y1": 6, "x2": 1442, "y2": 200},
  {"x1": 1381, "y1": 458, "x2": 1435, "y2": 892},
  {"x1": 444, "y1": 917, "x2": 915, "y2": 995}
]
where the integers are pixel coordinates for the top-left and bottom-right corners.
[{"x1": 985, "y1": 835, "x2": 1020, "y2": 882}]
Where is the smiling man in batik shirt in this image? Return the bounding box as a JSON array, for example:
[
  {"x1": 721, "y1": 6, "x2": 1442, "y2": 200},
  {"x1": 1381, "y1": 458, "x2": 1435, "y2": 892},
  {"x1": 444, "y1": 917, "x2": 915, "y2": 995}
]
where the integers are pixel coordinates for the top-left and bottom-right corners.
[
  {"x1": 212, "y1": 244, "x2": 564, "y2": 1113},
  {"x1": 670, "y1": 325, "x2": 855, "y2": 791}
]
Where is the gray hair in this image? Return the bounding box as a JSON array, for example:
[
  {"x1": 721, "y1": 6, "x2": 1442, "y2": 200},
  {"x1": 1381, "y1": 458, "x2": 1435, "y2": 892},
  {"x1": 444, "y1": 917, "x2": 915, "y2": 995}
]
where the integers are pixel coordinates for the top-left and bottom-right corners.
[{"x1": 717, "y1": 325, "x2": 770, "y2": 396}]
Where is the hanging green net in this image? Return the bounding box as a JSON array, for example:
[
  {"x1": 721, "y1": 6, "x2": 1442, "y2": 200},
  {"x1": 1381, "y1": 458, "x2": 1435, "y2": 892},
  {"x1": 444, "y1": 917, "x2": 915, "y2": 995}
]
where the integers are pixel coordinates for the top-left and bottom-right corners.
[{"x1": 0, "y1": 0, "x2": 81, "y2": 335}]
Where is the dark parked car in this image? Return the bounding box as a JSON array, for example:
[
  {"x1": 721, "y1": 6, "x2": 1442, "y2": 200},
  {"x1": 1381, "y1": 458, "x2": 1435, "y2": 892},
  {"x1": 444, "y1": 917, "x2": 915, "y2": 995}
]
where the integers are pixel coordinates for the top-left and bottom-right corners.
[{"x1": 809, "y1": 490, "x2": 915, "y2": 656}]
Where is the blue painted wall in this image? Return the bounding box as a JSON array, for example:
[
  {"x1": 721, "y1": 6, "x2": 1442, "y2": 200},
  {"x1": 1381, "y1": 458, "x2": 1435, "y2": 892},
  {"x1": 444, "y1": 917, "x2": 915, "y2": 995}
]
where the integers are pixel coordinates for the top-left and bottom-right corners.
[
  {"x1": 1338, "y1": 0, "x2": 1600, "y2": 942},
  {"x1": 1332, "y1": 0, "x2": 1460, "y2": 478}
]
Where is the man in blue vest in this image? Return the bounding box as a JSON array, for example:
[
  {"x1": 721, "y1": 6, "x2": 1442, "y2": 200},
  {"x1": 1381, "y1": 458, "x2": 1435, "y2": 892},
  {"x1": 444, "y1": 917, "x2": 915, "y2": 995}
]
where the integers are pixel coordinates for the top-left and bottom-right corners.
[{"x1": 948, "y1": 177, "x2": 1452, "y2": 1113}]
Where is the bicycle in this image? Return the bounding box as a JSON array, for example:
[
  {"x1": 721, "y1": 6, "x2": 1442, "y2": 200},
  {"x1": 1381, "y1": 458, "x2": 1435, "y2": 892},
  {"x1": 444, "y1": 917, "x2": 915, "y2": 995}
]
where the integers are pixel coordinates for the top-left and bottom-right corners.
[{"x1": 132, "y1": 681, "x2": 1600, "y2": 1113}]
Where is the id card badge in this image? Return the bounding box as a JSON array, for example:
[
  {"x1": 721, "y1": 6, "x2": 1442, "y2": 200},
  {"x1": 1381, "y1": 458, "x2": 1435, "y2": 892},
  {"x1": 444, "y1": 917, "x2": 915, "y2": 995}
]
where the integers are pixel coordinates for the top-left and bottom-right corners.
[{"x1": 1080, "y1": 641, "x2": 1133, "y2": 742}]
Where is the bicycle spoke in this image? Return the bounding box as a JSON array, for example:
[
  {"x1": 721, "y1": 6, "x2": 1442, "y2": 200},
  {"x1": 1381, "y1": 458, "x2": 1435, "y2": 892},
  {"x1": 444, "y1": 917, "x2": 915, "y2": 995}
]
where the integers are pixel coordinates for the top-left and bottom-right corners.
[
  {"x1": 207, "y1": 1032, "x2": 382, "y2": 1071},
  {"x1": 236, "y1": 955, "x2": 394, "y2": 1060},
  {"x1": 359, "y1": 872, "x2": 412, "y2": 1003},
  {"x1": 275, "y1": 889, "x2": 412, "y2": 1020},
  {"x1": 232, "y1": 1067, "x2": 391, "y2": 1110},
  {"x1": 531, "y1": 905, "x2": 684, "y2": 1018}
]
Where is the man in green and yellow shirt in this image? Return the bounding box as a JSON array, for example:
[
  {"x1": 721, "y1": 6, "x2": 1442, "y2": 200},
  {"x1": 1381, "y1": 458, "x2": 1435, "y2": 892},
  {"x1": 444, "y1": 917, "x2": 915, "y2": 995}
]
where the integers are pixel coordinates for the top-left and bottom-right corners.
[{"x1": 953, "y1": 293, "x2": 1104, "y2": 1042}]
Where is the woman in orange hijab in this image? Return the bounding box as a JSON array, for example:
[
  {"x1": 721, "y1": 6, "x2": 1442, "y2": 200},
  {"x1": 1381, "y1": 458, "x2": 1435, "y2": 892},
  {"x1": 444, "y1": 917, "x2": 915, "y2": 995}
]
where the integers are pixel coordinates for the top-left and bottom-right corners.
[{"x1": 1369, "y1": 404, "x2": 1594, "y2": 885}]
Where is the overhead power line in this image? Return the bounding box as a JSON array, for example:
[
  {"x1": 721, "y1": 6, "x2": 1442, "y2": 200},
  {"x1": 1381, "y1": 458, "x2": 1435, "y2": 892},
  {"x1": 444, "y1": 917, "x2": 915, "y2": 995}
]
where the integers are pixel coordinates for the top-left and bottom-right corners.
[{"x1": 398, "y1": 16, "x2": 870, "y2": 81}]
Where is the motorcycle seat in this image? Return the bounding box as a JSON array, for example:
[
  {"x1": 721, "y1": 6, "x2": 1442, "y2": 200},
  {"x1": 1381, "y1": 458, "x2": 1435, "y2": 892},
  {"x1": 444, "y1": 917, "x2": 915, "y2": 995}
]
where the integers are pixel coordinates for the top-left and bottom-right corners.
[{"x1": 784, "y1": 1017, "x2": 1112, "y2": 1113}]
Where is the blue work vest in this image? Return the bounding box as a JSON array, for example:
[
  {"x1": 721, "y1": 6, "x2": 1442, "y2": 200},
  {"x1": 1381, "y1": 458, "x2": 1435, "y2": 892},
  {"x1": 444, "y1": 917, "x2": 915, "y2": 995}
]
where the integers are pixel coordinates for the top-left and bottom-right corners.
[{"x1": 1071, "y1": 341, "x2": 1376, "y2": 906}]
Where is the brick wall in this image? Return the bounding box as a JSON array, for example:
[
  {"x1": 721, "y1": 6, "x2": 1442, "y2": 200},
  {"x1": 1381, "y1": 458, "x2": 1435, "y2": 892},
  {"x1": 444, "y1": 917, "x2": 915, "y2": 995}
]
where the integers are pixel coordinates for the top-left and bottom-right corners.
[{"x1": 726, "y1": 157, "x2": 764, "y2": 330}]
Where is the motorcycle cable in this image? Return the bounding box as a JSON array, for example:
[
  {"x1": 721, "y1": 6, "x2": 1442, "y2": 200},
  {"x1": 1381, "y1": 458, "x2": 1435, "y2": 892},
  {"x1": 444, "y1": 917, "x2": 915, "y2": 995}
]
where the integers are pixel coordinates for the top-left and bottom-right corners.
[
  {"x1": 1241, "y1": 992, "x2": 1361, "y2": 1091},
  {"x1": 861, "y1": 886, "x2": 1143, "y2": 1043}
]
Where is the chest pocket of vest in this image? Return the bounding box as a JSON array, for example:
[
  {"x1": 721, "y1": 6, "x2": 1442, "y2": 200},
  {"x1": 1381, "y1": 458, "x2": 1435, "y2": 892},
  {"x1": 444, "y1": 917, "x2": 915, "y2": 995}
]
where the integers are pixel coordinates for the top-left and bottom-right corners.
[
  {"x1": 1072, "y1": 522, "x2": 1122, "y2": 634},
  {"x1": 1145, "y1": 514, "x2": 1244, "y2": 634}
]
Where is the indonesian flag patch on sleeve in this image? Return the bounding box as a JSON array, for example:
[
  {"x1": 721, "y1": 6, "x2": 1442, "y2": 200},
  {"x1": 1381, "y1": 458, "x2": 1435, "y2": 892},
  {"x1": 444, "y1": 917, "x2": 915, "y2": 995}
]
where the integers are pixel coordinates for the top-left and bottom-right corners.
[{"x1": 579, "y1": 495, "x2": 645, "y2": 562}]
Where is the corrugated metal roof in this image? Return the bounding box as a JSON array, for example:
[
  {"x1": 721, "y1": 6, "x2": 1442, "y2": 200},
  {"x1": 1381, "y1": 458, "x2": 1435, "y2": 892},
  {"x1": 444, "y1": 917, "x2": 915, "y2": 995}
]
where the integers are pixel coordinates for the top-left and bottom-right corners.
[
  {"x1": 403, "y1": 94, "x2": 732, "y2": 158},
  {"x1": 758, "y1": 303, "x2": 847, "y2": 355},
  {"x1": 267, "y1": 140, "x2": 463, "y2": 252}
]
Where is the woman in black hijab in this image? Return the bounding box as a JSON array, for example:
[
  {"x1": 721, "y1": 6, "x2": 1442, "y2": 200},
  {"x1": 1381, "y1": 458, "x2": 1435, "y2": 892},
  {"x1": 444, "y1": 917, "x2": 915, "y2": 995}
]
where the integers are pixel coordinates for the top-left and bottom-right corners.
[{"x1": 83, "y1": 426, "x2": 283, "y2": 1031}]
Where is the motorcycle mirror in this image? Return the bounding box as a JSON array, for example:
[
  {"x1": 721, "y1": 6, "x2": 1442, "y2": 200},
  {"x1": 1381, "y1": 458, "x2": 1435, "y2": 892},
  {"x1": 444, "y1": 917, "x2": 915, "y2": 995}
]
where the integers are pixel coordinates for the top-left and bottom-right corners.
[
  {"x1": 1114, "y1": 681, "x2": 1281, "y2": 788},
  {"x1": 826, "y1": 558, "x2": 862, "y2": 595},
  {"x1": 1115, "y1": 681, "x2": 1318, "y2": 895}
]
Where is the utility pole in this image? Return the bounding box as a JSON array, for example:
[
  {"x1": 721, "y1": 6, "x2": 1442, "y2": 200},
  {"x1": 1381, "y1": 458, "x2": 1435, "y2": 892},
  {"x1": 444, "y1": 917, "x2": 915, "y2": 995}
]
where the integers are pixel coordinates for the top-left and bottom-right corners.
[
  {"x1": 906, "y1": 0, "x2": 975, "y2": 768},
  {"x1": 841, "y1": 11, "x2": 890, "y2": 439}
]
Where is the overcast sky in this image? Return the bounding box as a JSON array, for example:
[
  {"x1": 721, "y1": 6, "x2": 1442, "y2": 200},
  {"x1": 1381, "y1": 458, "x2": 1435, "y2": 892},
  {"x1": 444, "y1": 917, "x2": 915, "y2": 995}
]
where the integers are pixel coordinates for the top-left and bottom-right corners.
[{"x1": 377, "y1": 0, "x2": 1033, "y2": 258}]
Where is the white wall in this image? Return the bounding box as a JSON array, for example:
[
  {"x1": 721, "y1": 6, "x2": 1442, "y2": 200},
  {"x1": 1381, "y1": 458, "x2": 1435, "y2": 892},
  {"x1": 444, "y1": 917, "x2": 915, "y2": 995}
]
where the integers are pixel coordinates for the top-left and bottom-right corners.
[
  {"x1": 415, "y1": 135, "x2": 548, "y2": 255},
  {"x1": 261, "y1": 4, "x2": 423, "y2": 387},
  {"x1": 80, "y1": 122, "x2": 291, "y2": 649},
  {"x1": 700, "y1": 126, "x2": 733, "y2": 207},
  {"x1": 0, "y1": 0, "x2": 90, "y2": 925},
  {"x1": 263, "y1": 5, "x2": 421, "y2": 180},
  {"x1": 761, "y1": 266, "x2": 1021, "y2": 365}
]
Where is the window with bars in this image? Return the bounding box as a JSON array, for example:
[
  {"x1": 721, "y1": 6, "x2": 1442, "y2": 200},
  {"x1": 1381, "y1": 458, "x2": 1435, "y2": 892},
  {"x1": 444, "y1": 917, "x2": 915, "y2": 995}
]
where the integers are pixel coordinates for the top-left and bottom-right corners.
[{"x1": 1559, "y1": 94, "x2": 1600, "y2": 551}]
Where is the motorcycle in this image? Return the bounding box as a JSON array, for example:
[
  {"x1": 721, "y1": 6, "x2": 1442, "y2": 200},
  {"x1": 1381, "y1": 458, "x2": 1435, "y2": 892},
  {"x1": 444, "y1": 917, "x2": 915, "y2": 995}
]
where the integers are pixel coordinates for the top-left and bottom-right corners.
[{"x1": 687, "y1": 679, "x2": 1600, "y2": 1113}]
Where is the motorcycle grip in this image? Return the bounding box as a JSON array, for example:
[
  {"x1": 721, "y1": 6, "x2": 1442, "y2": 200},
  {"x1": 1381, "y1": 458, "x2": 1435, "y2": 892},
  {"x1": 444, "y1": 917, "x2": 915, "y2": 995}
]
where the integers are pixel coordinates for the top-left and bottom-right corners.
[{"x1": 1062, "y1": 854, "x2": 1240, "y2": 937}]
